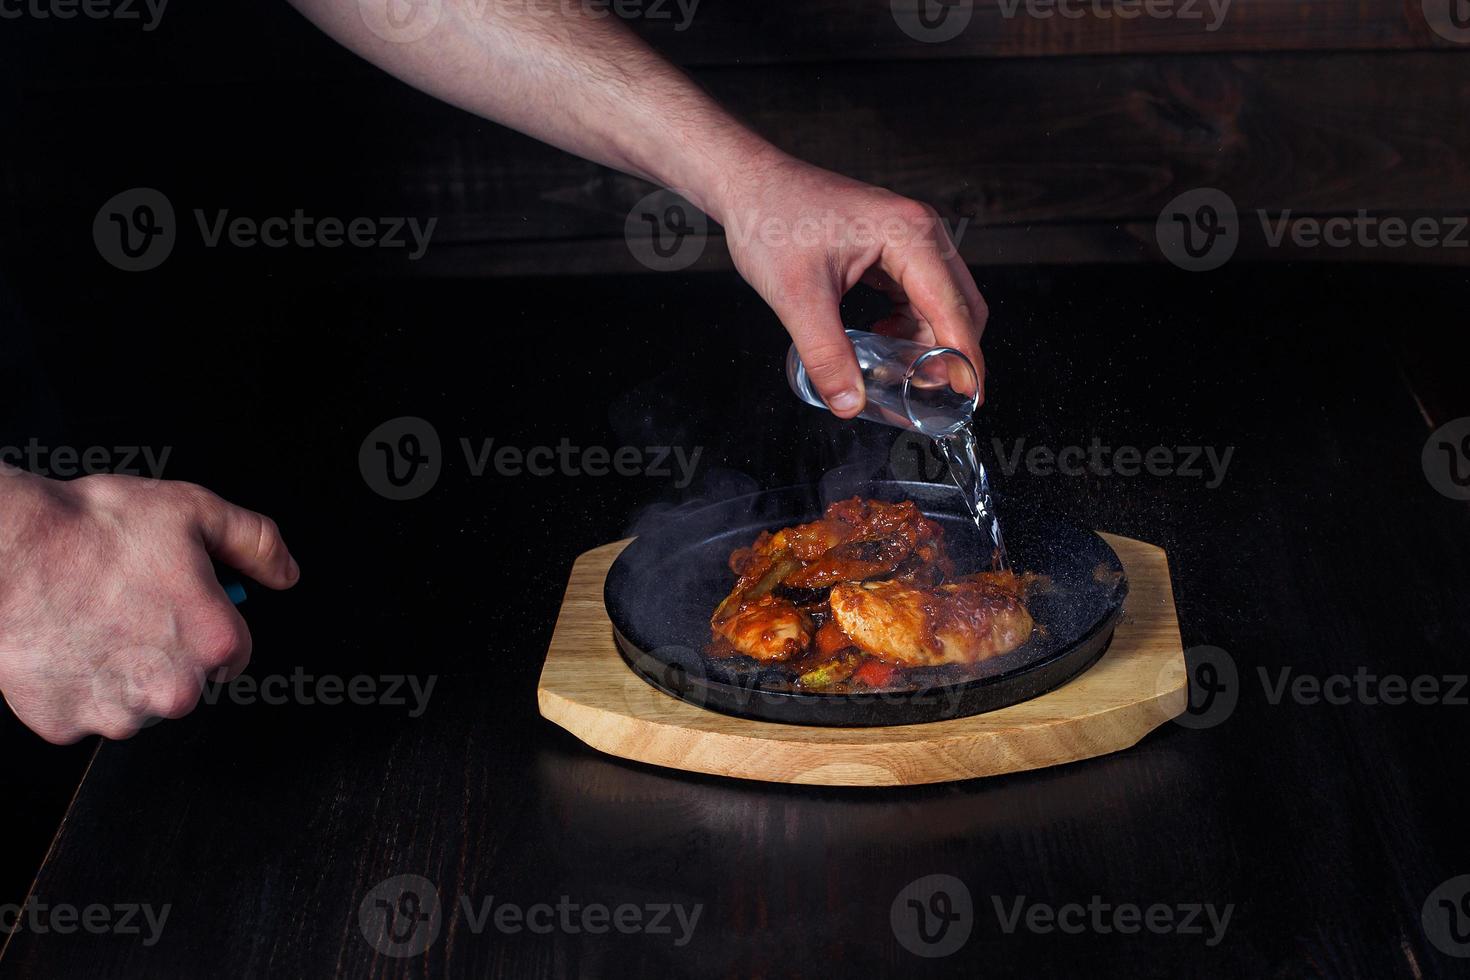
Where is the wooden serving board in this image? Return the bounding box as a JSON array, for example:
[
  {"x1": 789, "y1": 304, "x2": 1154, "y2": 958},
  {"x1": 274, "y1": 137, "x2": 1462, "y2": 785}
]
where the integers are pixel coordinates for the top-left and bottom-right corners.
[{"x1": 538, "y1": 533, "x2": 1187, "y2": 787}]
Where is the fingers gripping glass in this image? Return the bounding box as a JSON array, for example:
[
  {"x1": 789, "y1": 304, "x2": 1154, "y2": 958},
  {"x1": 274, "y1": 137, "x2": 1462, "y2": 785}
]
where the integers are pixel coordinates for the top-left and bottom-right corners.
[{"x1": 786, "y1": 329, "x2": 980, "y2": 434}]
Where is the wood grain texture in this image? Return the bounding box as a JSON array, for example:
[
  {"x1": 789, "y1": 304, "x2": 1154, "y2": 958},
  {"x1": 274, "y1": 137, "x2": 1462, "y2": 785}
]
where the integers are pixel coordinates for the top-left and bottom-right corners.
[
  {"x1": 7, "y1": 51, "x2": 1470, "y2": 272},
  {"x1": 627, "y1": 0, "x2": 1457, "y2": 65},
  {"x1": 2, "y1": 265, "x2": 1469, "y2": 978},
  {"x1": 412, "y1": 49, "x2": 1470, "y2": 270},
  {"x1": 404, "y1": 216, "x2": 1470, "y2": 279},
  {"x1": 538, "y1": 533, "x2": 1186, "y2": 786}
]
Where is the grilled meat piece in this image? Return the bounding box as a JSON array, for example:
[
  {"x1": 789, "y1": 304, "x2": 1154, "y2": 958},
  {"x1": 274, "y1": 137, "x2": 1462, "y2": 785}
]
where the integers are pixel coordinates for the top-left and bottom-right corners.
[
  {"x1": 828, "y1": 572, "x2": 1034, "y2": 667},
  {"x1": 710, "y1": 593, "x2": 813, "y2": 662}
]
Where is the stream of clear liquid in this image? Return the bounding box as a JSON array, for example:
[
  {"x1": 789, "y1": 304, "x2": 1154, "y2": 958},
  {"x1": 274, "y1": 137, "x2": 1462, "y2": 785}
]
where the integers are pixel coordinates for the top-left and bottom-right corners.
[{"x1": 935, "y1": 421, "x2": 1008, "y2": 571}]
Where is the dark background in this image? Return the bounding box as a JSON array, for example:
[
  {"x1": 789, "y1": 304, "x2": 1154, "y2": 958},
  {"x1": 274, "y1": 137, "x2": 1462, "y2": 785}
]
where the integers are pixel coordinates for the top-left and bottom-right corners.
[
  {"x1": 5, "y1": 1, "x2": 1470, "y2": 276},
  {"x1": 2, "y1": 2, "x2": 1469, "y2": 977}
]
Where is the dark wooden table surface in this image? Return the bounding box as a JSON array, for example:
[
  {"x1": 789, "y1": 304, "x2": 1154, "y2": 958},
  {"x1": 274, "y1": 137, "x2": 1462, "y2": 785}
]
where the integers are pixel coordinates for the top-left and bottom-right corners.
[{"x1": 2, "y1": 263, "x2": 1468, "y2": 978}]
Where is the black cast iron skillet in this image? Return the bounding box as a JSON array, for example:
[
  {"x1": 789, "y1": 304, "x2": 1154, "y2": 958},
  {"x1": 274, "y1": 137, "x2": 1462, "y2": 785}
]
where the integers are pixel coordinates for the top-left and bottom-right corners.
[{"x1": 605, "y1": 480, "x2": 1127, "y2": 727}]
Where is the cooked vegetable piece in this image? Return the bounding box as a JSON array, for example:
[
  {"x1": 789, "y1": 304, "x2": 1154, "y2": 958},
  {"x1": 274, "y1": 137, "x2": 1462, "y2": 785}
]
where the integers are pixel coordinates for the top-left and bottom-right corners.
[
  {"x1": 850, "y1": 658, "x2": 900, "y2": 689},
  {"x1": 796, "y1": 650, "x2": 864, "y2": 689}
]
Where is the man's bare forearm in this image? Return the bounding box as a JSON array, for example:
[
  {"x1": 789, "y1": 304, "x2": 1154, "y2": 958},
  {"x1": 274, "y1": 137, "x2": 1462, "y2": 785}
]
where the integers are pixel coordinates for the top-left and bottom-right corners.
[
  {"x1": 287, "y1": 0, "x2": 990, "y2": 420},
  {"x1": 288, "y1": 0, "x2": 778, "y2": 220}
]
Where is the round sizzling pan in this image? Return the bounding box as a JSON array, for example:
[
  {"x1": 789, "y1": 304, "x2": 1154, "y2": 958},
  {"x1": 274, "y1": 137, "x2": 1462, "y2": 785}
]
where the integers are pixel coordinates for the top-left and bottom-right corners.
[{"x1": 605, "y1": 480, "x2": 1128, "y2": 727}]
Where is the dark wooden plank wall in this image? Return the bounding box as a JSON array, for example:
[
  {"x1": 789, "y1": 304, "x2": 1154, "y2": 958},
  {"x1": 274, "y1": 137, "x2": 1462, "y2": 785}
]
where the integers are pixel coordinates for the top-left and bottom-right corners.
[
  {"x1": 495, "y1": 0, "x2": 1470, "y2": 273},
  {"x1": 416, "y1": 50, "x2": 1470, "y2": 274},
  {"x1": 3, "y1": 0, "x2": 1468, "y2": 273},
  {"x1": 637, "y1": 0, "x2": 1458, "y2": 63}
]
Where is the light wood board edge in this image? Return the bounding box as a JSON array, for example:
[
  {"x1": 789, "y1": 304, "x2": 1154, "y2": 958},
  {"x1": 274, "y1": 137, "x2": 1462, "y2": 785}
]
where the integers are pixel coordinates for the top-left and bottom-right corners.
[{"x1": 537, "y1": 533, "x2": 1187, "y2": 786}]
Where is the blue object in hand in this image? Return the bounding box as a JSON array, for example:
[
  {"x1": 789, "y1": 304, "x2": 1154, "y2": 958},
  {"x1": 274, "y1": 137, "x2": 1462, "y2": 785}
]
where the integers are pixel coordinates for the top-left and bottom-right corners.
[{"x1": 219, "y1": 574, "x2": 247, "y2": 605}]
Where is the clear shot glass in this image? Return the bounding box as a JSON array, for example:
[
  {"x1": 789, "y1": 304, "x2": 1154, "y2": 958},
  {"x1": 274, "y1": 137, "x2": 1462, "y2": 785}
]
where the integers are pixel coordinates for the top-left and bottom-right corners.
[{"x1": 786, "y1": 329, "x2": 980, "y2": 434}]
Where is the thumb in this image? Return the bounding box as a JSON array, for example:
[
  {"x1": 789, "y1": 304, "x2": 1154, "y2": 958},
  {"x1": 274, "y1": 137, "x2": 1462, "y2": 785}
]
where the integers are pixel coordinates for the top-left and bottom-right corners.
[
  {"x1": 772, "y1": 280, "x2": 866, "y2": 418},
  {"x1": 194, "y1": 491, "x2": 300, "y2": 590}
]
